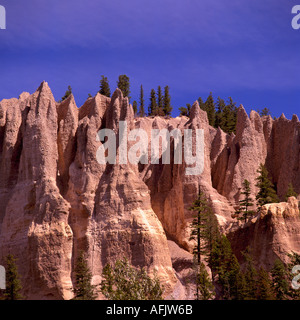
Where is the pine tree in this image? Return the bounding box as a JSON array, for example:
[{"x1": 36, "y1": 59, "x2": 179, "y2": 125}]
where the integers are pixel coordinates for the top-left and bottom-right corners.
[
  {"x1": 242, "y1": 248, "x2": 258, "y2": 300},
  {"x1": 101, "y1": 258, "x2": 163, "y2": 300},
  {"x1": 132, "y1": 100, "x2": 138, "y2": 115},
  {"x1": 259, "y1": 108, "x2": 270, "y2": 117},
  {"x1": 236, "y1": 179, "x2": 255, "y2": 223},
  {"x1": 196, "y1": 262, "x2": 214, "y2": 300},
  {"x1": 73, "y1": 251, "x2": 97, "y2": 300},
  {"x1": 60, "y1": 85, "x2": 72, "y2": 102},
  {"x1": 256, "y1": 267, "x2": 275, "y2": 300},
  {"x1": 117, "y1": 75, "x2": 131, "y2": 100},
  {"x1": 157, "y1": 86, "x2": 164, "y2": 115},
  {"x1": 99, "y1": 75, "x2": 111, "y2": 97},
  {"x1": 139, "y1": 85, "x2": 145, "y2": 117},
  {"x1": 189, "y1": 191, "x2": 216, "y2": 299},
  {"x1": 215, "y1": 97, "x2": 226, "y2": 129},
  {"x1": 221, "y1": 97, "x2": 237, "y2": 134},
  {"x1": 179, "y1": 103, "x2": 191, "y2": 117},
  {"x1": 271, "y1": 259, "x2": 289, "y2": 300},
  {"x1": 3, "y1": 254, "x2": 23, "y2": 300},
  {"x1": 163, "y1": 86, "x2": 172, "y2": 116},
  {"x1": 285, "y1": 183, "x2": 297, "y2": 201},
  {"x1": 198, "y1": 97, "x2": 205, "y2": 111},
  {"x1": 149, "y1": 89, "x2": 158, "y2": 116},
  {"x1": 255, "y1": 164, "x2": 279, "y2": 208},
  {"x1": 204, "y1": 92, "x2": 215, "y2": 127}
]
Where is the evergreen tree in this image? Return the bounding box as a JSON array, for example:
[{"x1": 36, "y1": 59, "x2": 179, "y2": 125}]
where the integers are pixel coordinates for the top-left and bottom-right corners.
[
  {"x1": 256, "y1": 267, "x2": 275, "y2": 300},
  {"x1": 99, "y1": 75, "x2": 111, "y2": 97},
  {"x1": 255, "y1": 164, "x2": 279, "y2": 208},
  {"x1": 259, "y1": 108, "x2": 270, "y2": 117},
  {"x1": 3, "y1": 254, "x2": 23, "y2": 300},
  {"x1": 139, "y1": 85, "x2": 145, "y2": 117},
  {"x1": 61, "y1": 85, "x2": 72, "y2": 102},
  {"x1": 209, "y1": 235, "x2": 242, "y2": 300},
  {"x1": 198, "y1": 97, "x2": 205, "y2": 111},
  {"x1": 132, "y1": 100, "x2": 138, "y2": 115},
  {"x1": 163, "y1": 86, "x2": 172, "y2": 116},
  {"x1": 236, "y1": 179, "x2": 255, "y2": 223},
  {"x1": 285, "y1": 183, "x2": 297, "y2": 201},
  {"x1": 117, "y1": 75, "x2": 131, "y2": 100},
  {"x1": 73, "y1": 251, "x2": 97, "y2": 300},
  {"x1": 204, "y1": 92, "x2": 215, "y2": 127},
  {"x1": 101, "y1": 258, "x2": 163, "y2": 300},
  {"x1": 271, "y1": 259, "x2": 289, "y2": 300},
  {"x1": 157, "y1": 86, "x2": 164, "y2": 115},
  {"x1": 215, "y1": 97, "x2": 226, "y2": 129},
  {"x1": 195, "y1": 262, "x2": 214, "y2": 300},
  {"x1": 179, "y1": 104, "x2": 191, "y2": 117},
  {"x1": 189, "y1": 191, "x2": 216, "y2": 299},
  {"x1": 149, "y1": 89, "x2": 158, "y2": 116},
  {"x1": 221, "y1": 97, "x2": 237, "y2": 134},
  {"x1": 242, "y1": 248, "x2": 258, "y2": 300}
]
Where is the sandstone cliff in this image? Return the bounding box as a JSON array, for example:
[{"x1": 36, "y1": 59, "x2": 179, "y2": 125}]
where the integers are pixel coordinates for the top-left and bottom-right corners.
[{"x1": 0, "y1": 82, "x2": 300, "y2": 299}]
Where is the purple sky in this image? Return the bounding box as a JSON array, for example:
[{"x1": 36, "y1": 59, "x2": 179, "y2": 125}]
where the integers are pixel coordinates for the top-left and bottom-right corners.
[{"x1": 0, "y1": 0, "x2": 299, "y2": 118}]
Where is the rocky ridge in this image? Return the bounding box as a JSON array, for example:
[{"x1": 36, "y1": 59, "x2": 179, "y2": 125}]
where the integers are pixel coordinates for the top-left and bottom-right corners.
[{"x1": 0, "y1": 82, "x2": 300, "y2": 299}]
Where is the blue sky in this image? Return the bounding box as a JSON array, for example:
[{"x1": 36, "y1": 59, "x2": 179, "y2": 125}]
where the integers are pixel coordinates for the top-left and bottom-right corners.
[{"x1": 0, "y1": 0, "x2": 299, "y2": 118}]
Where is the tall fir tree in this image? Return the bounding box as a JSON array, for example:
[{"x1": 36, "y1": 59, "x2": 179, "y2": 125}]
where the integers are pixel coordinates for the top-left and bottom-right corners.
[
  {"x1": 236, "y1": 179, "x2": 255, "y2": 223},
  {"x1": 179, "y1": 103, "x2": 191, "y2": 117},
  {"x1": 99, "y1": 75, "x2": 111, "y2": 97},
  {"x1": 204, "y1": 92, "x2": 216, "y2": 127},
  {"x1": 132, "y1": 100, "x2": 138, "y2": 115},
  {"x1": 285, "y1": 183, "x2": 297, "y2": 201},
  {"x1": 221, "y1": 97, "x2": 237, "y2": 134},
  {"x1": 242, "y1": 248, "x2": 258, "y2": 300},
  {"x1": 189, "y1": 191, "x2": 216, "y2": 299},
  {"x1": 3, "y1": 254, "x2": 23, "y2": 300},
  {"x1": 163, "y1": 86, "x2": 172, "y2": 116},
  {"x1": 255, "y1": 164, "x2": 279, "y2": 208},
  {"x1": 139, "y1": 85, "x2": 145, "y2": 117},
  {"x1": 157, "y1": 86, "x2": 164, "y2": 115},
  {"x1": 117, "y1": 75, "x2": 131, "y2": 100},
  {"x1": 73, "y1": 251, "x2": 97, "y2": 300},
  {"x1": 198, "y1": 97, "x2": 205, "y2": 111},
  {"x1": 271, "y1": 259, "x2": 289, "y2": 300},
  {"x1": 149, "y1": 89, "x2": 158, "y2": 116},
  {"x1": 215, "y1": 97, "x2": 226, "y2": 129},
  {"x1": 256, "y1": 267, "x2": 275, "y2": 300}
]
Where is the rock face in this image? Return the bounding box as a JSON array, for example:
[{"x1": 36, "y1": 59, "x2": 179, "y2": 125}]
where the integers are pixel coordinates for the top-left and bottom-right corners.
[
  {"x1": 228, "y1": 197, "x2": 300, "y2": 270},
  {"x1": 0, "y1": 82, "x2": 300, "y2": 299}
]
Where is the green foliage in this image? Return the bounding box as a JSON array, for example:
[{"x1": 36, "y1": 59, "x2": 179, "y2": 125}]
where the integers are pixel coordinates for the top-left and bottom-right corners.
[
  {"x1": 163, "y1": 86, "x2": 172, "y2": 116},
  {"x1": 157, "y1": 86, "x2": 163, "y2": 114},
  {"x1": 2, "y1": 254, "x2": 23, "y2": 300},
  {"x1": 203, "y1": 92, "x2": 216, "y2": 127},
  {"x1": 149, "y1": 89, "x2": 158, "y2": 116},
  {"x1": 195, "y1": 262, "x2": 214, "y2": 300},
  {"x1": 60, "y1": 85, "x2": 72, "y2": 102},
  {"x1": 221, "y1": 97, "x2": 237, "y2": 134},
  {"x1": 236, "y1": 179, "x2": 256, "y2": 223},
  {"x1": 209, "y1": 235, "x2": 243, "y2": 300},
  {"x1": 285, "y1": 183, "x2": 297, "y2": 201},
  {"x1": 215, "y1": 97, "x2": 226, "y2": 129},
  {"x1": 271, "y1": 259, "x2": 289, "y2": 300},
  {"x1": 256, "y1": 267, "x2": 275, "y2": 300},
  {"x1": 100, "y1": 258, "x2": 163, "y2": 300},
  {"x1": 73, "y1": 251, "x2": 97, "y2": 300},
  {"x1": 179, "y1": 103, "x2": 191, "y2": 117},
  {"x1": 99, "y1": 75, "x2": 111, "y2": 97},
  {"x1": 255, "y1": 164, "x2": 279, "y2": 208},
  {"x1": 258, "y1": 108, "x2": 270, "y2": 117},
  {"x1": 132, "y1": 100, "x2": 138, "y2": 115},
  {"x1": 139, "y1": 85, "x2": 145, "y2": 117},
  {"x1": 117, "y1": 75, "x2": 131, "y2": 100}
]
